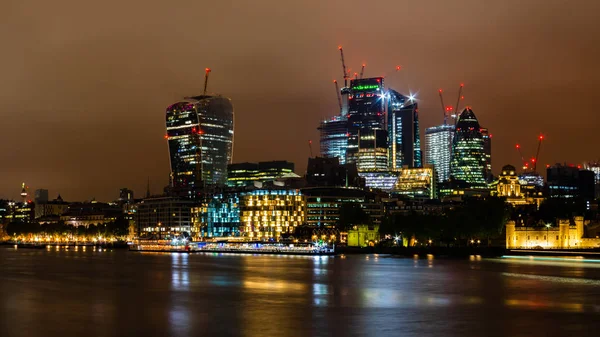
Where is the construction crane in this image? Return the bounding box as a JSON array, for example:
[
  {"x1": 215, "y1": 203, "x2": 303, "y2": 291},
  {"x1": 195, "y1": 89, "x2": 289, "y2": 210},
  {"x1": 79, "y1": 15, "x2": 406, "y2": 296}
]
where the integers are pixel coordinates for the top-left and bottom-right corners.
[
  {"x1": 354, "y1": 72, "x2": 358, "y2": 80},
  {"x1": 203, "y1": 68, "x2": 211, "y2": 95},
  {"x1": 360, "y1": 64, "x2": 365, "y2": 79},
  {"x1": 333, "y1": 80, "x2": 343, "y2": 113},
  {"x1": 533, "y1": 134, "x2": 544, "y2": 172},
  {"x1": 338, "y1": 46, "x2": 349, "y2": 87},
  {"x1": 308, "y1": 140, "x2": 313, "y2": 158},
  {"x1": 438, "y1": 89, "x2": 448, "y2": 124},
  {"x1": 515, "y1": 144, "x2": 526, "y2": 169},
  {"x1": 453, "y1": 83, "x2": 464, "y2": 121}
]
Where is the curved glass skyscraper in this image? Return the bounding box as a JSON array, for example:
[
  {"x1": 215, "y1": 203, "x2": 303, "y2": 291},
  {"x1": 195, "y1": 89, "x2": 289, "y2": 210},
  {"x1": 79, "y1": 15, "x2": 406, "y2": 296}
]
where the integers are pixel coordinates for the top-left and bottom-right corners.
[
  {"x1": 450, "y1": 108, "x2": 487, "y2": 188},
  {"x1": 166, "y1": 95, "x2": 234, "y2": 195}
]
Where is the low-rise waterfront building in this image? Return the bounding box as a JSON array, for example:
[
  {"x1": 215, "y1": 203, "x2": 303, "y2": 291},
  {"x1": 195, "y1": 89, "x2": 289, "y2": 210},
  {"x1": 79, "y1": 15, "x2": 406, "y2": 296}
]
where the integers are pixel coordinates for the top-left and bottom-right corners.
[
  {"x1": 135, "y1": 197, "x2": 195, "y2": 237},
  {"x1": 347, "y1": 224, "x2": 380, "y2": 247},
  {"x1": 506, "y1": 216, "x2": 600, "y2": 249},
  {"x1": 239, "y1": 189, "x2": 305, "y2": 240}
]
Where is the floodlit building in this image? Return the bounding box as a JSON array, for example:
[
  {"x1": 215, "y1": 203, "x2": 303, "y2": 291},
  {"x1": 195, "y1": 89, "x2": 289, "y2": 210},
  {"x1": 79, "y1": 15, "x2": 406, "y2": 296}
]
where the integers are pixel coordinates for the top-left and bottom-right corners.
[
  {"x1": 491, "y1": 165, "x2": 542, "y2": 206},
  {"x1": 425, "y1": 124, "x2": 454, "y2": 183},
  {"x1": 239, "y1": 189, "x2": 305, "y2": 240},
  {"x1": 165, "y1": 95, "x2": 234, "y2": 196},
  {"x1": 450, "y1": 108, "x2": 488, "y2": 188},
  {"x1": 393, "y1": 166, "x2": 436, "y2": 199},
  {"x1": 506, "y1": 216, "x2": 600, "y2": 249}
]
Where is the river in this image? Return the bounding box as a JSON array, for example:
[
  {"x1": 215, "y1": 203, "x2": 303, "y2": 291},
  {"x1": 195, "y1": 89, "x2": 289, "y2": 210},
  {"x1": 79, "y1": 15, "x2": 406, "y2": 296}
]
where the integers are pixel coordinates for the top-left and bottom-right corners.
[{"x1": 1, "y1": 247, "x2": 599, "y2": 336}]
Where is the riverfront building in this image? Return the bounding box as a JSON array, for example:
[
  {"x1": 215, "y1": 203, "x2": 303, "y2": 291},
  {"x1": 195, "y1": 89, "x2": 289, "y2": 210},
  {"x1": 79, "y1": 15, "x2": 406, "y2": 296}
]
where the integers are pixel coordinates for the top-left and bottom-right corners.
[
  {"x1": 165, "y1": 95, "x2": 234, "y2": 195},
  {"x1": 239, "y1": 189, "x2": 305, "y2": 240},
  {"x1": 506, "y1": 216, "x2": 600, "y2": 249},
  {"x1": 136, "y1": 197, "x2": 195, "y2": 237}
]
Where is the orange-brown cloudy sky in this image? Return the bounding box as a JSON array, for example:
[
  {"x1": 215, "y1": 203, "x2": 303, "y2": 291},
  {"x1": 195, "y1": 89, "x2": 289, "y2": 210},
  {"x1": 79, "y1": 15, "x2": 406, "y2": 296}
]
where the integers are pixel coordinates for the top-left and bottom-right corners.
[{"x1": 1, "y1": 0, "x2": 599, "y2": 201}]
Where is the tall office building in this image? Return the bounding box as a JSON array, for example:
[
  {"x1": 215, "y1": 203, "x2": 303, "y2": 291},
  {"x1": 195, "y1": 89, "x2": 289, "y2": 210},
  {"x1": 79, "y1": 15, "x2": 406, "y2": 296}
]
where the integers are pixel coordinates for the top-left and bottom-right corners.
[
  {"x1": 450, "y1": 108, "x2": 488, "y2": 188},
  {"x1": 318, "y1": 115, "x2": 348, "y2": 164},
  {"x1": 388, "y1": 89, "x2": 422, "y2": 170},
  {"x1": 346, "y1": 77, "x2": 386, "y2": 164},
  {"x1": 166, "y1": 95, "x2": 234, "y2": 195},
  {"x1": 480, "y1": 127, "x2": 493, "y2": 182},
  {"x1": 425, "y1": 124, "x2": 455, "y2": 183},
  {"x1": 357, "y1": 129, "x2": 388, "y2": 172}
]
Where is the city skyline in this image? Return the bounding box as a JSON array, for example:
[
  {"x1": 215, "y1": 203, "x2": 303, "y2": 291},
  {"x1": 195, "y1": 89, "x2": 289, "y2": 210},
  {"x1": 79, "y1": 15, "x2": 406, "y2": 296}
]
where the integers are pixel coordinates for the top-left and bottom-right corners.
[{"x1": 2, "y1": 0, "x2": 599, "y2": 201}]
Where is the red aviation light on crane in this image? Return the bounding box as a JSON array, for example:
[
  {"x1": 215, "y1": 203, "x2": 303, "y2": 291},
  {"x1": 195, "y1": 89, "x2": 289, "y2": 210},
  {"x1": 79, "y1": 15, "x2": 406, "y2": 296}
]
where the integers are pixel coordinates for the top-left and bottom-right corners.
[
  {"x1": 164, "y1": 135, "x2": 169, "y2": 140},
  {"x1": 338, "y1": 45, "x2": 342, "y2": 50},
  {"x1": 539, "y1": 135, "x2": 544, "y2": 140},
  {"x1": 577, "y1": 165, "x2": 582, "y2": 169},
  {"x1": 546, "y1": 164, "x2": 550, "y2": 168},
  {"x1": 516, "y1": 144, "x2": 520, "y2": 149},
  {"x1": 460, "y1": 83, "x2": 464, "y2": 87},
  {"x1": 396, "y1": 65, "x2": 401, "y2": 71},
  {"x1": 438, "y1": 89, "x2": 443, "y2": 93}
]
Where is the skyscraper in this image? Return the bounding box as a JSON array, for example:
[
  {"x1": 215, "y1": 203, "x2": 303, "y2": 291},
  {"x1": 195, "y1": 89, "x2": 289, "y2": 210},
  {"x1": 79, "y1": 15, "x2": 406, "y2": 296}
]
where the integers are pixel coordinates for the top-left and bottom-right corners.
[
  {"x1": 357, "y1": 129, "x2": 388, "y2": 172},
  {"x1": 166, "y1": 95, "x2": 234, "y2": 195},
  {"x1": 425, "y1": 124, "x2": 455, "y2": 182},
  {"x1": 450, "y1": 108, "x2": 488, "y2": 188},
  {"x1": 318, "y1": 115, "x2": 348, "y2": 164},
  {"x1": 480, "y1": 127, "x2": 493, "y2": 182},
  {"x1": 346, "y1": 77, "x2": 386, "y2": 164},
  {"x1": 388, "y1": 89, "x2": 422, "y2": 169}
]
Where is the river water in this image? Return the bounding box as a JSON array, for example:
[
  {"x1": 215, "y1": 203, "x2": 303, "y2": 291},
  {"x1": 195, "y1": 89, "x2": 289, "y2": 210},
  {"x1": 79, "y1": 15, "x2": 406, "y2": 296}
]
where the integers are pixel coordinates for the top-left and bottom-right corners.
[{"x1": 1, "y1": 247, "x2": 599, "y2": 337}]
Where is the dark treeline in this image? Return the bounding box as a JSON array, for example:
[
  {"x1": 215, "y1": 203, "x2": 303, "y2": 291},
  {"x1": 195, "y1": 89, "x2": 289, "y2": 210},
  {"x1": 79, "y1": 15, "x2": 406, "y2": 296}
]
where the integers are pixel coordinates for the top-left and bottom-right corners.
[
  {"x1": 5, "y1": 216, "x2": 130, "y2": 239},
  {"x1": 379, "y1": 197, "x2": 510, "y2": 246}
]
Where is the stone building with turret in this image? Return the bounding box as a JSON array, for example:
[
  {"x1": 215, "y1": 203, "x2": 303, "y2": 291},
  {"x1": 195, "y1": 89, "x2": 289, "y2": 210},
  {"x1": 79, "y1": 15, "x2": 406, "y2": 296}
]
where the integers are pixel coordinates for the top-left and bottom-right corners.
[{"x1": 506, "y1": 216, "x2": 600, "y2": 249}]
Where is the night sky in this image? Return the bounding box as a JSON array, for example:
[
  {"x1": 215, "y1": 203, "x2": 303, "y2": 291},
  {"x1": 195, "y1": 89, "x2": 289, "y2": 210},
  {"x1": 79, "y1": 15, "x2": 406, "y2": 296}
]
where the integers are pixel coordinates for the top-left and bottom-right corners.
[{"x1": 2, "y1": 0, "x2": 599, "y2": 201}]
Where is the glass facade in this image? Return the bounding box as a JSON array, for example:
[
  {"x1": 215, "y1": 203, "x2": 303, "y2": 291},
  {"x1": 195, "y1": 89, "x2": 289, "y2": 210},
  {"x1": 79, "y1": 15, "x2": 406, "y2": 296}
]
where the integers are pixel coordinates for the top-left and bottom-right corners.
[
  {"x1": 239, "y1": 189, "x2": 305, "y2": 240},
  {"x1": 358, "y1": 172, "x2": 399, "y2": 191},
  {"x1": 393, "y1": 166, "x2": 436, "y2": 199},
  {"x1": 227, "y1": 161, "x2": 296, "y2": 187},
  {"x1": 357, "y1": 129, "x2": 388, "y2": 172},
  {"x1": 425, "y1": 124, "x2": 455, "y2": 183},
  {"x1": 166, "y1": 96, "x2": 234, "y2": 194},
  {"x1": 302, "y1": 187, "x2": 383, "y2": 227},
  {"x1": 346, "y1": 78, "x2": 386, "y2": 164},
  {"x1": 480, "y1": 127, "x2": 493, "y2": 182},
  {"x1": 205, "y1": 193, "x2": 240, "y2": 237},
  {"x1": 387, "y1": 89, "x2": 422, "y2": 169},
  {"x1": 450, "y1": 108, "x2": 488, "y2": 188},
  {"x1": 318, "y1": 116, "x2": 348, "y2": 164}
]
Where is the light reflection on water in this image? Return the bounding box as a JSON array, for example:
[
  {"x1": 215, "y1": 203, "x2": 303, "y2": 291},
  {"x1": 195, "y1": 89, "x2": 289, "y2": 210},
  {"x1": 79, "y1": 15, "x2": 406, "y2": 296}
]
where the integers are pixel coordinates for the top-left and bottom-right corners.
[{"x1": 1, "y1": 249, "x2": 600, "y2": 337}]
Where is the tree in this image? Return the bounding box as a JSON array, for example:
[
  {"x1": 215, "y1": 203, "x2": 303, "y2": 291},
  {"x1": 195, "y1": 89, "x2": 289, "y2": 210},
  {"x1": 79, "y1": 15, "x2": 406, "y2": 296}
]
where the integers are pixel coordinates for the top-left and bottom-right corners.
[{"x1": 337, "y1": 203, "x2": 371, "y2": 230}]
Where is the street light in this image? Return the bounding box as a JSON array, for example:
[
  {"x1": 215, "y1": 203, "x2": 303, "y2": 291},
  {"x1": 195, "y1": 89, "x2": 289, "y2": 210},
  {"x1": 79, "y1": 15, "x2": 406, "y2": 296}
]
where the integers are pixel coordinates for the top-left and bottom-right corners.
[{"x1": 546, "y1": 223, "x2": 551, "y2": 248}]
